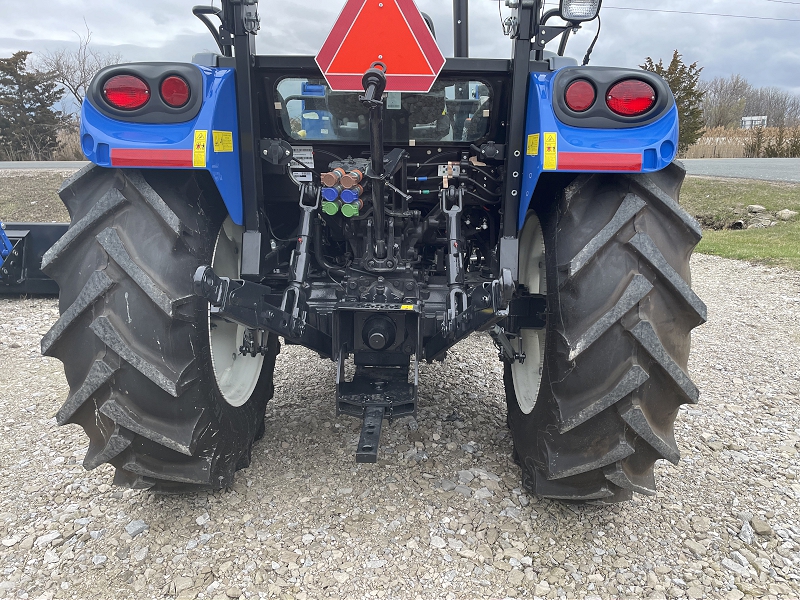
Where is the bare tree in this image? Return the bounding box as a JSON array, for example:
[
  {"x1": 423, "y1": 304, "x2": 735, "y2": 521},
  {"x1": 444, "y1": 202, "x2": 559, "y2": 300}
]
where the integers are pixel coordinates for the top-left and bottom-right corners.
[
  {"x1": 36, "y1": 22, "x2": 122, "y2": 113},
  {"x1": 701, "y1": 75, "x2": 751, "y2": 129},
  {"x1": 699, "y1": 74, "x2": 800, "y2": 131},
  {"x1": 744, "y1": 87, "x2": 800, "y2": 128}
]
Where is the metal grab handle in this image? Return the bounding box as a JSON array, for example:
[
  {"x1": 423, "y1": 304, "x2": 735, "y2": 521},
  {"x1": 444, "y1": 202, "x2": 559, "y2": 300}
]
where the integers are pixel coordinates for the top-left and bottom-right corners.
[
  {"x1": 192, "y1": 5, "x2": 222, "y2": 16},
  {"x1": 192, "y1": 6, "x2": 225, "y2": 54}
]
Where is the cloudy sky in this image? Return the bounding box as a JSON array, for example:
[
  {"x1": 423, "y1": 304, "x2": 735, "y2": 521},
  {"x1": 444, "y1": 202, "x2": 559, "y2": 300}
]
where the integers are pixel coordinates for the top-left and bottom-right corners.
[{"x1": 1, "y1": 0, "x2": 798, "y2": 97}]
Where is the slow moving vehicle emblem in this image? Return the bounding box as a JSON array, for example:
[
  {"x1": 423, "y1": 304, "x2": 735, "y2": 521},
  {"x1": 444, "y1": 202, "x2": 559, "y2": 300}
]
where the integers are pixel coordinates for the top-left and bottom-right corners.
[{"x1": 316, "y1": 0, "x2": 446, "y2": 93}]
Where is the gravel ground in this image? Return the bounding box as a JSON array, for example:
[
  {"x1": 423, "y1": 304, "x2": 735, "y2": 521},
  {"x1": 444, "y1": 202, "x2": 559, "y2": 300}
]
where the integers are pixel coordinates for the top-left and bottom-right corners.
[{"x1": 0, "y1": 254, "x2": 798, "y2": 600}]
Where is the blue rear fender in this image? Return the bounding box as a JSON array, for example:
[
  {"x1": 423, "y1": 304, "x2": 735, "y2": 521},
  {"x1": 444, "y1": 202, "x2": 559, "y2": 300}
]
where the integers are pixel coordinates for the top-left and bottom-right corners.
[
  {"x1": 80, "y1": 64, "x2": 246, "y2": 225},
  {"x1": 519, "y1": 66, "x2": 679, "y2": 228}
]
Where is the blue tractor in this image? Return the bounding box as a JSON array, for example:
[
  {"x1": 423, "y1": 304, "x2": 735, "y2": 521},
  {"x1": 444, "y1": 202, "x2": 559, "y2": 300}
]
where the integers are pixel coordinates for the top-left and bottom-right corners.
[{"x1": 42, "y1": 0, "x2": 706, "y2": 501}]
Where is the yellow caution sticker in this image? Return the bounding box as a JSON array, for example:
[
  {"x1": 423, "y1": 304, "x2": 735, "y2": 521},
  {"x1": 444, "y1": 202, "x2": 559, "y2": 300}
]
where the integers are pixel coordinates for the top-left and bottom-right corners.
[
  {"x1": 212, "y1": 130, "x2": 234, "y2": 153},
  {"x1": 543, "y1": 132, "x2": 558, "y2": 171},
  {"x1": 401, "y1": 305, "x2": 415, "y2": 311},
  {"x1": 526, "y1": 133, "x2": 540, "y2": 156},
  {"x1": 193, "y1": 130, "x2": 208, "y2": 168}
]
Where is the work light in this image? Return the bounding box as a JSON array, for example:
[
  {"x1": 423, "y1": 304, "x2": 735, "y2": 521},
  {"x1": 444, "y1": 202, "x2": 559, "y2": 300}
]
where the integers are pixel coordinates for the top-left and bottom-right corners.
[{"x1": 560, "y1": 0, "x2": 602, "y2": 21}]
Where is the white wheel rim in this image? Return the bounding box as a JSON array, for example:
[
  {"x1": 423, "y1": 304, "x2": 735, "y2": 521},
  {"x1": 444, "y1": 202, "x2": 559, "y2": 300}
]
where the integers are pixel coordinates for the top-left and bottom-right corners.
[
  {"x1": 511, "y1": 213, "x2": 547, "y2": 415},
  {"x1": 209, "y1": 218, "x2": 264, "y2": 407}
]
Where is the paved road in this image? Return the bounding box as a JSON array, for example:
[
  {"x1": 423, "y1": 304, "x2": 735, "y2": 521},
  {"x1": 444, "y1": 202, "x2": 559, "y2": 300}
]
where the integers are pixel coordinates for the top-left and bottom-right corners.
[
  {"x1": 2, "y1": 159, "x2": 798, "y2": 183},
  {"x1": 682, "y1": 158, "x2": 800, "y2": 183},
  {"x1": 0, "y1": 161, "x2": 89, "y2": 170}
]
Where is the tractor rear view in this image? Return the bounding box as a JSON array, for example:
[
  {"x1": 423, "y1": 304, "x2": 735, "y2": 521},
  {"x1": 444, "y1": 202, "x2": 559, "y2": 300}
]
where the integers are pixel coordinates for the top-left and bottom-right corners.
[{"x1": 42, "y1": 0, "x2": 705, "y2": 502}]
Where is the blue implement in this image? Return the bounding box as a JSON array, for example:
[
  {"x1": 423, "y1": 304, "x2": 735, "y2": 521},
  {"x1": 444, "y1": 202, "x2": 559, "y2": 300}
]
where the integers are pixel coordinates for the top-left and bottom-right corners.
[{"x1": 0, "y1": 223, "x2": 12, "y2": 263}]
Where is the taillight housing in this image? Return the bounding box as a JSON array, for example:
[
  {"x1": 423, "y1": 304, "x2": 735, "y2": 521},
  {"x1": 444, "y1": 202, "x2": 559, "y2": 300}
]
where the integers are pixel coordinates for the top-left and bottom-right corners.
[
  {"x1": 606, "y1": 80, "x2": 657, "y2": 117},
  {"x1": 565, "y1": 79, "x2": 596, "y2": 112},
  {"x1": 102, "y1": 75, "x2": 150, "y2": 111},
  {"x1": 160, "y1": 76, "x2": 191, "y2": 108}
]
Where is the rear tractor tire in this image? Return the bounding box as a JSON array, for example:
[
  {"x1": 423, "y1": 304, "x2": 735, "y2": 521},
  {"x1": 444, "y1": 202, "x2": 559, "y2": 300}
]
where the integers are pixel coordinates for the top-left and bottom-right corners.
[
  {"x1": 41, "y1": 165, "x2": 279, "y2": 492},
  {"x1": 505, "y1": 163, "x2": 707, "y2": 502}
]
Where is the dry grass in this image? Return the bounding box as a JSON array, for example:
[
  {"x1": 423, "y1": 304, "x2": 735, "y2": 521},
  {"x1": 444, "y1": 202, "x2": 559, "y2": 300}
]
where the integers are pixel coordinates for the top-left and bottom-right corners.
[
  {"x1": 682, "y1": 126, "x2": 799, "y2": 159},
  {"x1": 53, "y1": 127, "x2": 84, "y2": 161}
]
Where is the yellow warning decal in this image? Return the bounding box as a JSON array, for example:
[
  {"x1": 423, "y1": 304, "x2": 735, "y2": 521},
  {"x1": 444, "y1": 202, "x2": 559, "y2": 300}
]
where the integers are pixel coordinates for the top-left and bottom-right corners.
[
  {"x1": 213, "y1": 131, "x2": 234, "y2": 153},
  {"x1": 543, "y1": 132, "x2": 558, "y2": 171},
  {"x1": 401, "y1": 305, "x2": 415, "y2": 311},
  {"x1": 193, "y1": 130, "x2": 208, "y2": 168},
  {"x1": 526, "y1": 133, "x2": 540, "y2": 156}
]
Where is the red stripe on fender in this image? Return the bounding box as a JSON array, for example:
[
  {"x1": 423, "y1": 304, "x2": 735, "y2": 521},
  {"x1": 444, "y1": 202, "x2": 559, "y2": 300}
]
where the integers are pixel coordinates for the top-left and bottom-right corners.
[
  {"x1": 559, "y1": 152, "x2": 643, "y2": 172},
  {"x1": 111, "y1": 148, "x2": 194, "y2": 168}
]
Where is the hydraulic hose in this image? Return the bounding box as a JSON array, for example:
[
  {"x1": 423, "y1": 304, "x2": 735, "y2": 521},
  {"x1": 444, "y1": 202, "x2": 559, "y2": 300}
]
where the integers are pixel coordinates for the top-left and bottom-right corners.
[{"x1": 313, "y1": 218, "x2": 346, "y2": 277}]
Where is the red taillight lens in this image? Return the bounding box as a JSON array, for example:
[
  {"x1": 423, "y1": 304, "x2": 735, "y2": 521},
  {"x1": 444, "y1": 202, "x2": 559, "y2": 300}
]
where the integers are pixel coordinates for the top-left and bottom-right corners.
[
  {"x1": 102, "y1": 75, "x2": 150, "y2": 111},
  {"x1": 565, "y1": 79, "x2": 596, "y2": 112},
  {"x1": 606, "y1": 80, "x2": 657, "y2": 116},
  {"x1": 160, "y1": 76, "x2": 191, "y2": 108}
]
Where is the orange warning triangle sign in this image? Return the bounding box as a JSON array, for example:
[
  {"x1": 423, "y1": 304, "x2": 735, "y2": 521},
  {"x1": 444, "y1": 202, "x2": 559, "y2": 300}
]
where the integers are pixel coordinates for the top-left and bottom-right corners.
[{"x1": 316, "y1": 0, "x2": 446, "y2": 93}]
